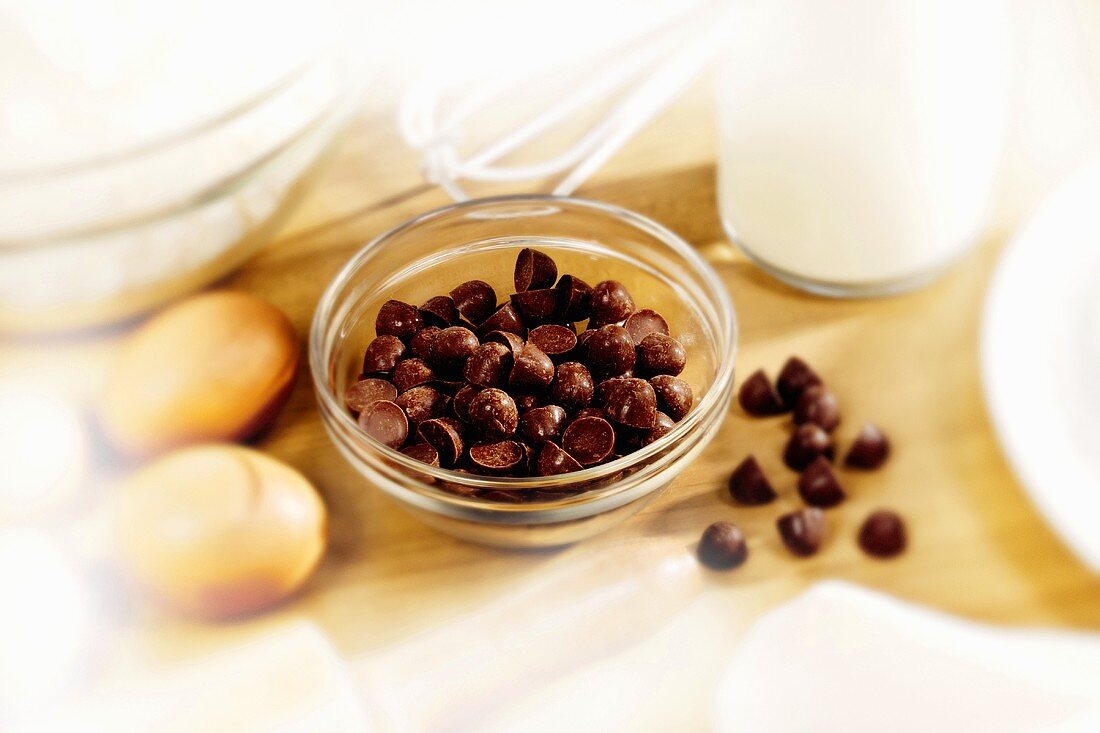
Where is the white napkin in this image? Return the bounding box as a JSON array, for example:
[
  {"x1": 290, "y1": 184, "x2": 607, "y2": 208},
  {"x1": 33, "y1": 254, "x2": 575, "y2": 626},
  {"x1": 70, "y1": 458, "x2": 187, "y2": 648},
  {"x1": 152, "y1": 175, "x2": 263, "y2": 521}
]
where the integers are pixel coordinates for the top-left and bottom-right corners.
[{"x1": 714, "y1": 581, "x2": 1100, "y2": 733}]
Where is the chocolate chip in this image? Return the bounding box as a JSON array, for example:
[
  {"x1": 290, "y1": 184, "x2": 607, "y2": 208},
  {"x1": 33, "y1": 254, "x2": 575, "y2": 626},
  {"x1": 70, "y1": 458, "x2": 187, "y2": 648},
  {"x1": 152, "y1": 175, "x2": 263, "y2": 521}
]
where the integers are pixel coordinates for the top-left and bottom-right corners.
[
  {"x1": 392, "y1": 358, "x2": 435, "y2": 393},
  {"x1": 510, "y1": 288, "x2": 559, "y2": 325},
  {"x1": 590, "y1": 280, "x2": 635, "y2": 326},
  {"x1": 395, "y1": 385, "x2": 449, "y2": 425},
  {"x1": 624, "y1": 309, "x2": 669, "y2": 344},
  {"x1": 401, "y1": 442, "x2": 440, "y2": 466},
  {"x1": 738, "y1": 369, "x2": 786, "y2": 416},
  {"x1": 783, "y1": 423, "x2": 835, "y2": 471},
  {"x1": 418, "y1": 295, "x2": 458, "y2": 328},
  {"x1": 463, "y1": 342, "x2": 513, "y2": 388},
  {"x1": 641, "y1": 411, "x2": 676, "y2": 446},
  {"x1": 636, "y1": 332, "x2": 686, "y2": 377},
  {"x1": 514, "y1": 393, "x2": 544, "y2": 413},
  {"x1": 450, "y1": 280, "x2": 497, "y2": 324},
  {"x1": 845, "y1": 423, "x2": 890, "y2": 469},
  {"x1": 483, "y1": 330, "x2": 525, "y2": 358},
  {"x1": 568, "y1": 407, "x2": 605, "y2": 424},
  {"x1": 600, "y1": 377, "x2": 657, "y2": 430},
  {"x1": 477, "y1": 303, "x2": 526, "y2": 337},
  {"x1": 357, "y1": 400, "x2": 408, "y2": 449},
  {"x1": 797, "y1": 456, "x2": 845, "y2": 508},
  {"x1": 561, "y1": 415, "x2": 615, "y2": 465},
  {"x1": 409, "y1": 326, "x2": 442, "y2": 360},
  {"x1": 536, "y1": 441, "x2": 584, "y2": 476},
  {"x1": 555, "y1": 275, "x2": 593, "y2": 322},
  {"x1": 430, "y1": 379, "x2": 465, "y2": 395},
  {"x1": 777, "y1": 356, "x2": 823, "y2": 409},
  {"x1": 777, "y1": 507, "x2": 827, "y2": 557},
  {"x1": 418, "y1": 417, "x2": 465, "y2": 466},
  {"x1": 467, "y1": 388, "x2": 519, "y2": 438},
  {"x1": 649, "y1": 375, "x2": 693, "y2": 421},
  {"x1": 451, "y1": 385, "x2": 481, "y2": 421},
  {"x1": 794, "y1": 385, "x2": 840, "y2": 432},
  {"x1": 509, "y1": 343, "x2": 555, "y2": 391},
  {"x1": 858, "y1": 510, "x2": 907, "y2": 558},
  {"x1": 362, "y1": 335, "x2": 406, "y2": 374},
  {"x1": 514, "y1": 248, "x2": 558, "y2": 292},
  {"x1": 430, "y1": 326, "x2": 479, "y2": 370},
  {"x1": 697, "y1": 521, "x2": 749, "y2": 570},
  {"x1": 375, "y1": 300, "x2": 424, "y2": 341},
  {"x1": 346, "y1": 378, "x2": 398, "y2": 415},
  {"x1": 587, "y1": 324, "x2": 636, "y2": 378},
  {"x1": 728, "y1": 455, "x2": 777, "y2": 505},
  {"x1": 550, "y1": 362, "x2": 594, "y2": 410},
  {"x1": 520, "y1": 405, "x2": 568, "y2": 443},
  {"x1": 527, "y1": 324, "x2": 577, "y2": 361},
  {"x1": 470, "y1": 440, "x2": 526, "y2": 473}
]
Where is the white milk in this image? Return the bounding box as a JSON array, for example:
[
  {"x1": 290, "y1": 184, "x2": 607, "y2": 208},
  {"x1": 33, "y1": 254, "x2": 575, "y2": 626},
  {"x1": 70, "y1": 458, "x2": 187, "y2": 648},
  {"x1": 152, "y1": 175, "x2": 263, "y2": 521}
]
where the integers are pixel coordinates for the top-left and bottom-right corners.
[{"x1": 716, "y1": 0, "x2": 1010, "y2": 295}]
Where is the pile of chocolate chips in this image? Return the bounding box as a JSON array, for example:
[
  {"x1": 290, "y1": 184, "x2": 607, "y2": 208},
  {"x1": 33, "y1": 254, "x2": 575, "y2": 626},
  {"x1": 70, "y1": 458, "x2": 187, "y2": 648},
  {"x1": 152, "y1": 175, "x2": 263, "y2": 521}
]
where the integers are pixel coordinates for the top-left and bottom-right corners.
[
  {"x1": 696, "y1": 356, "x2": 904, "y2": 570},
  {"x1": 346, "y1": 247, "x2": 693, "y2": 493}
]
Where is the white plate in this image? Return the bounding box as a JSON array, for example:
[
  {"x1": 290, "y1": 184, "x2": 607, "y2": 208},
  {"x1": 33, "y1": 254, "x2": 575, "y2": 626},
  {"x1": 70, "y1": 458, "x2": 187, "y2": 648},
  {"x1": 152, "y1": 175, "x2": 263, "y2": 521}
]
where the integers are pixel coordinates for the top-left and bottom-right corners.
[{"x1": 982, "y1": 161, "x2": 1100, "y2": 571}]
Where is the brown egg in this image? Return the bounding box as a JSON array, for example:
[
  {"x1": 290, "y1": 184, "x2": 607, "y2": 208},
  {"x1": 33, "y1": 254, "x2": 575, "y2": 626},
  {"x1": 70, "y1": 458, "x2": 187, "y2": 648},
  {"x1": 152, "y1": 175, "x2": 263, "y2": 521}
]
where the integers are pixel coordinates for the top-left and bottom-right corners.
[
  {"x1": 112, "y1": 445, "x2": 326, "y2": 619},
  {"x1": 99, "y1": 291, "x2": 299, "y2": 458}
]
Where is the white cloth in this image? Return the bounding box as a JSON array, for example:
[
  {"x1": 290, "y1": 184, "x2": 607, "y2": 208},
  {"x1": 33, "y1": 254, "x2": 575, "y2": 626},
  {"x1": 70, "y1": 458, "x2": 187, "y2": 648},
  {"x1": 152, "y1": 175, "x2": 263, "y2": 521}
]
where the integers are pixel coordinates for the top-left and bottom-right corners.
[{"x1": 714, "y1": 581, "x2": 1100, "y2": 733}]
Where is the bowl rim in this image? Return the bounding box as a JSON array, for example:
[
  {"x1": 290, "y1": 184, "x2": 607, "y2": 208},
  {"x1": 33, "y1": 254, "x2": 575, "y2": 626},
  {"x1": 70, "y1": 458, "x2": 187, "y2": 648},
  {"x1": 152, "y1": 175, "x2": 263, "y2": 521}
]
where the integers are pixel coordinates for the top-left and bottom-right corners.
[{"x1": 309, "y1": 194, "x2": 737, "y2": 495}]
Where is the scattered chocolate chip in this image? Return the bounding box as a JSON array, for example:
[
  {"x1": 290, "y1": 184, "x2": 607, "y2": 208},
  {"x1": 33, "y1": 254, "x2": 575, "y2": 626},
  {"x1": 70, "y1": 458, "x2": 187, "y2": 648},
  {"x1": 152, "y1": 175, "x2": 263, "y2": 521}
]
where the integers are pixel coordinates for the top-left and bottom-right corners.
[
  {"x1": 697, "y1": 521, "x2": 749, "y2": 570},
  {"x1": 514, "y1": 248, "x2": 558, "y2": 292},
  {"x1": 510, "y1": 288, "x2": 559, "y2": 325},
  {"x1": 528, "y1": 324, "x2": 578, "y2": 360},
  {"x1": 641, "y1": 411, "x2": 676, "y2": 446},
  {"x1": 392, "y1": 358, "x2": 435, "y2": 394},
  {"x1": 395, "y1": 385, "x2": 449, "y2": 425},
  {"x1": 346, "y1": 378, "x2": 398, "y2": 415},
  {"x1": 777, "y1": 507, "x2": 827, "y2": 557},
  {"x1": 728, "y1": 455, "x2": 777, "y2": 505},
  {"x1": 777, "y1": 356, "x2": 823, "y2": 409},
  {"x1": 431, "y1": 326, "x2": 479, "y2": 370},
  {"x1": 483, "y1": 329, "x2": 525, "y2": 358},
  {"x1": 738, "y1": 369, "x2": 786, "y2": 416},
  {"x1": 520, "y1": 405, "x2": 568, "y2": 443},
  {"x1": 509, "y1": 344, "x2": 555, "y2": 391},
  {"x1": 600, "y1": 377, "x2": 657, "y2": 430},
  {"x1": 845, "y1": 423, "x2": 891, "y2": 470},
  {"x1": 550, "y1": 362, "x2": 595, "y2": 410},
  {"x1": 357, "y1": 400, "x2": 409, "y2": 449},
  {"x1": 470, "y1": 440, "x2": 526, "y2": 473},
  {"x1": 478, "y1": 303, "x2": 526, "y2": 337},
  {"x1": 590, "y1": 280, "x2": 635, "y2": 326},
  {"x1": 561, "y1": 415, "x2": 615, "y2": 465},
  {"x1": 430, "y1": 379, "x2": 465, "y2": 395},
  {"x1": 649, "y1": 375, "x2": 693, "y2": 421},
  {"x1": 409, "y1": 326, "x2": 442, "y2": 360},
  {"x1": 463, "y1": 342, "x2": 513, "y2": 388},
  {"x1": 555, "y1": 274, "x2": 593, "y2": 322},
  {"x1": 362, "y1": 335, "x2": 406, "y2": 374},
  {"x1": 624, "y1": 309, "x2": 670, "y2": 344},
  {"x1": 418, "y1": 417, "x2": 465, "y2": 466},
  {"x1": 858, "y1": 510, "x2": 907, "y2": 558},
  {"x1": 783, "y1": 423, "x2": 836, "y2": 471},
  {"x1": 537, "y1": 441, "x2": 584, "y2": 476},
  {"x1": 636, "y1": 332, "x2": 686, "y2": 377},
  {"x1": 418, "y1": 295, "x2": 458, "y2": 328},
  {"x1": 514, "y1": 393, "x2": 544, "y2": 412},
  {"x1": 794, "y1": 384, "x2": 840, "y2": 432},
  {"x1": 450, "y1": 280, "x2": 497, "y2": 324},
  {"x1": 467, "y1": 388, "x2": 519, "y2": 438},
  {"x1": 375, "y1": 300, "x2": 424, "y2": 341},
  {"x1": 797, "y1": 456, "x2": 845, "y2": 508},
  {"x1": 451, "y1": 385, "x2": 481, "y2": 421},
  {"x1": 586, "y1": 324, "x2": 636, "y2": 378},
  {"x1": 569, "y1": 407, "x2": 605, "y2": 424},
  {"x1": 401, "y1": 442, "x2": 440, "y2": 466}
]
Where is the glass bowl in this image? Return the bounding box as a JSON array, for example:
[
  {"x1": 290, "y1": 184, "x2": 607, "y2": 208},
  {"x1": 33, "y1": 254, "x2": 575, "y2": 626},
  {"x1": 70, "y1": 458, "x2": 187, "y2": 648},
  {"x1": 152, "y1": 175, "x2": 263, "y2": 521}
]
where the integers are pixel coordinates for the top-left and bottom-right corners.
[
  {"x1": 311, "y1": 196, "x2": 737, "y2": 548},
  {"x1": 0, "y1": 46, "x2": 364, "y2": 334}
]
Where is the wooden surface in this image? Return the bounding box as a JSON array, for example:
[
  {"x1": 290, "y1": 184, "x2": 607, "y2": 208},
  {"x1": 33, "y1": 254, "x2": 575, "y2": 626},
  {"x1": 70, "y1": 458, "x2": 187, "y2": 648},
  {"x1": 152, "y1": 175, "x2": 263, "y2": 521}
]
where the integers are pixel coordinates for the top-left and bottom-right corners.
[{"x1": 16, "y1": 81, "x2": 1100, "y2": 724}]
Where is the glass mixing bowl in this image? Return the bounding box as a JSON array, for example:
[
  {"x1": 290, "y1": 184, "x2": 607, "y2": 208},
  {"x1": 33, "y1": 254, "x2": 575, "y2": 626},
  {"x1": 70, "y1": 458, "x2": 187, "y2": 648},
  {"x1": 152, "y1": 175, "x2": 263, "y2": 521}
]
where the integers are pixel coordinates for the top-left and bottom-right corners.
[{"x1": 311, "y1": 196, "x2": 737, "y2": 548}]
